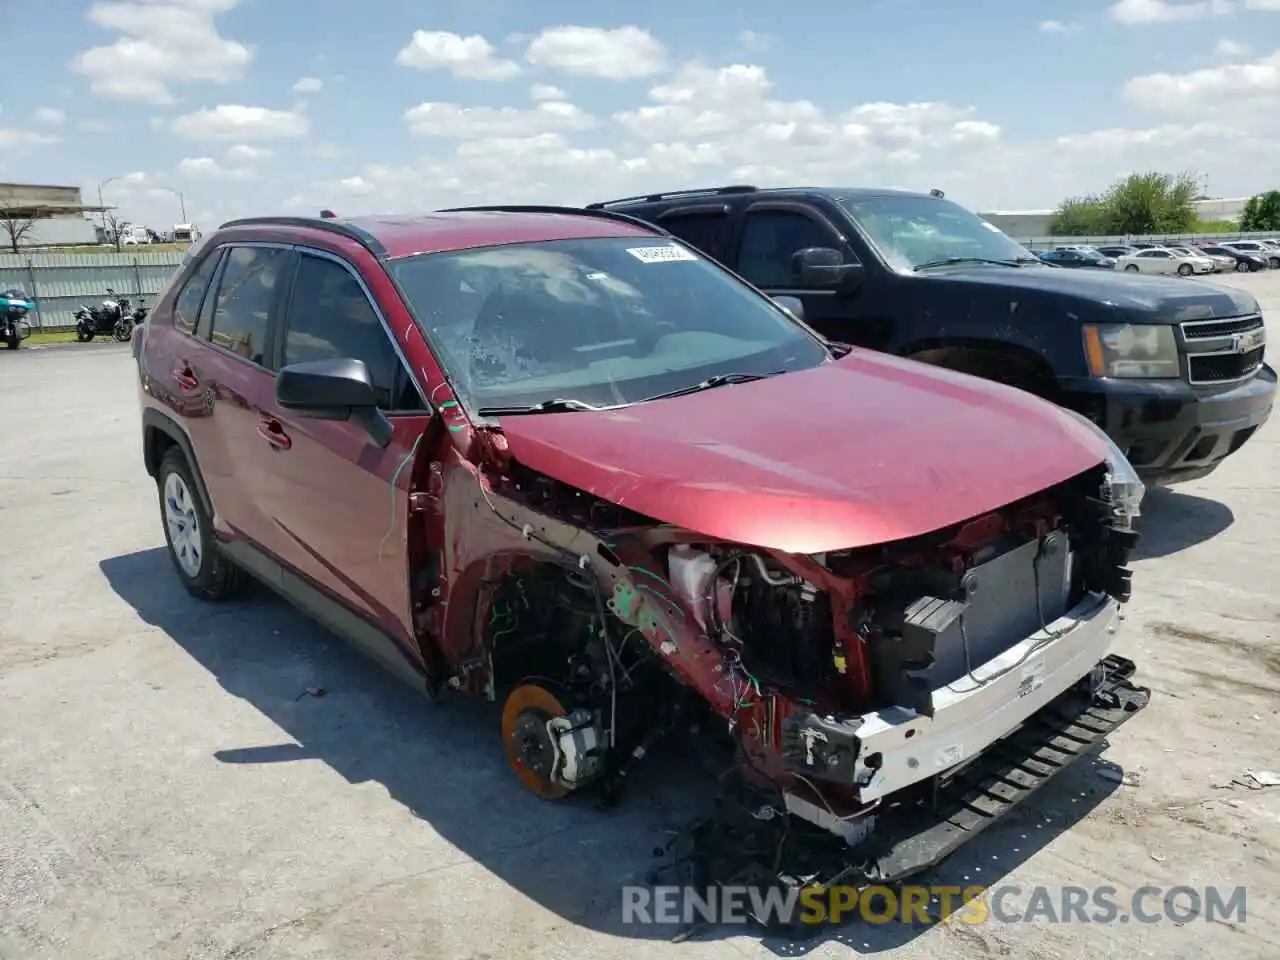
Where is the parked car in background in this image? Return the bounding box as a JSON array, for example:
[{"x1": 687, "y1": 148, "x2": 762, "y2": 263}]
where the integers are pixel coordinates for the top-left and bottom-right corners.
[
  {"x1": 1221, "y1": 241, "x2": 1280, "y2": 269},
  {"x1": 590, "y1": 184, "x2": 1275, "y2": 485},
  {"x1": 1166, "y1": 245, "x2": 1230, "y2": 272},
  {"x1": 1095, "y1": 245, "x2": 1138, "y2": 259},
  {"x1": 132, "y1": 207, "x2": 1153, "y2": 890},
  {"x1": 1114, "y1": 247, "x2": 1212, "y2": 276},
  {"x1": 1038, "y1": 249, "x2": 1116, "y2": 269},
  {"x1": 1199, "y1": 244, "x2": 1268, "y2": 272}
]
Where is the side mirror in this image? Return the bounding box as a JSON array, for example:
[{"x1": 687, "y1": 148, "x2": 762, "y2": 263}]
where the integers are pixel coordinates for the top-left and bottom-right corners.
[
  {"x1": 791, "y1": 247, "x2": 864, "y2": 290},
  {"x1": 276, "y1": 357, "x2": 393, "y2": 448},
  {"x1": 771, "y1": 295, "x2": 804, "y2": 322}
]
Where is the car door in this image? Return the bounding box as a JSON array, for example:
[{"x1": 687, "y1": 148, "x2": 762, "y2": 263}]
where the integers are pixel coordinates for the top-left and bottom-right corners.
[
  {"x1": 255, "y1": 247, "x2": 434, "y2": 653},
  {"x1": 178, "y1": 242, "x2": 292, "y2": 548},
  {"x1": 731, "y1": 203, "x2": 869, "y2": 345}
]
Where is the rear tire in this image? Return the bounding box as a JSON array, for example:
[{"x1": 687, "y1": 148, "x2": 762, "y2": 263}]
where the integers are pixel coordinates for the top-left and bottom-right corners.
[
  {"x1": 1236, "y1": 261, "x2": 1249, "y2": 273},
  {"x1": 4, "y1": 334, "x2": 18, "y2": 350},
  {"x1": 157, "y1": 447, "x2": 244, "y2": 601},
  {"x1": 1124, "y1": 264, "x2": 1140, "y2": 273}
]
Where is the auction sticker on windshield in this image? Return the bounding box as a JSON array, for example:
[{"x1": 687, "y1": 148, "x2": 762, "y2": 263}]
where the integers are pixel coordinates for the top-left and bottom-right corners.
[{"x1": 627, "y1": 244, "x2": 699, "y2": 263}]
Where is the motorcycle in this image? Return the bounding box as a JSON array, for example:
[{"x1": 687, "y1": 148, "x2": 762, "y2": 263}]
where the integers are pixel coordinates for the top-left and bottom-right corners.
[
  {"x1": 75, "y1": 288, "x2": 133, "y2": 342},
  {"x1": 1, "y1": 288, "x2": 35, "y2": 350},
  {"x1": 113, "y1": 300, "x2": 148, "y2": 342}
]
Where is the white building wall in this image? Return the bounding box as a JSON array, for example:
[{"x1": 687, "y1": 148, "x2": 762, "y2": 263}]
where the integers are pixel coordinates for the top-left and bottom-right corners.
[{"x1": 18, "y1": 215, "x2": 100, "y2": 247}]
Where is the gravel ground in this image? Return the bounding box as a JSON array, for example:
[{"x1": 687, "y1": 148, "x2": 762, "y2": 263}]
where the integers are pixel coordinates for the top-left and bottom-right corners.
[{"x1": 2, "y1": 272, "x2": 1279, "y2": 960}]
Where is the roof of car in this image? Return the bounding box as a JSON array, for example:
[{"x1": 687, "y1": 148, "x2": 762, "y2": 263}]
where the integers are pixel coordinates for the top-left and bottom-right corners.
[
  {"x1": 588, "y1": 184, "x2": 938, "y2": 209},
  {"x1": 217, "y1": 208, "x2": 663, "y2": 260}
]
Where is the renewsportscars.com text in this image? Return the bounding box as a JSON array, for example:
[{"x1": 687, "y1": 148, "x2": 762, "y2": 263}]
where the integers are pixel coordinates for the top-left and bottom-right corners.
[{"x1": 622, "y1": 883, "x2": 1248, "y2": 926}]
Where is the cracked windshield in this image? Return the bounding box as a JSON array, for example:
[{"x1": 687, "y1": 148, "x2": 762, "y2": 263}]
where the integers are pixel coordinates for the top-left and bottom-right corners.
[
  {"x1": 391, "y1": 237, "x2": 829, "y2": 411},
  {"x1": 844, "y1": 195, "x2": 1041, "y2": 271}
]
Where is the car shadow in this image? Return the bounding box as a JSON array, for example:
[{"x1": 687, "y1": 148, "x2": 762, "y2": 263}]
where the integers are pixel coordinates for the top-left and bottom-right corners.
[
  {"x1": 1131, "y1": 487, "x2": 1234, "y2": 561},
  {"x1": 100, "y1": 547, "x2": 1124, "y2": 952}
]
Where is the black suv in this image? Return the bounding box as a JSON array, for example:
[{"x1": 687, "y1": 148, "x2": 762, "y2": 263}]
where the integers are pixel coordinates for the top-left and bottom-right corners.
[{"x1": 588, "y1": 185, "x2": 1276, "y2": 485}]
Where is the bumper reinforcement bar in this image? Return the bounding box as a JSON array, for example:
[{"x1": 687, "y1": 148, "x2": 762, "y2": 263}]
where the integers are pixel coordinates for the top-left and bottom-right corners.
[{"x1": 657, "y1": 654, "x2": 1150, "y2": 939}]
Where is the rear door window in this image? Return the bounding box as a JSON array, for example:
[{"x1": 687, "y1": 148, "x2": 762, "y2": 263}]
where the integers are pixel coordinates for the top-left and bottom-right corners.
[
  {"x1": 204, "y1": 245, "x2": 290, "y2": 365},
  {"x1": 172, "y1": 249, "x2": 223, "y2": 334},
  {"x1": 658, "y1": 210, "x2": 733, "y2": 262}
]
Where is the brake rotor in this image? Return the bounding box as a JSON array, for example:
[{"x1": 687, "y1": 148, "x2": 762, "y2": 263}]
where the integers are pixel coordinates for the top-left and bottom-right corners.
[{"x1": 500, "y1": 682, "x2": 571, "y2": 799}]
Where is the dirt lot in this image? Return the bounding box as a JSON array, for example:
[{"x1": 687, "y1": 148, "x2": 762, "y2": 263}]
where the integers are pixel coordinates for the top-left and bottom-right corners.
[{"x1": 2, "y1": 273, "x2": 1279, "y2": 960}]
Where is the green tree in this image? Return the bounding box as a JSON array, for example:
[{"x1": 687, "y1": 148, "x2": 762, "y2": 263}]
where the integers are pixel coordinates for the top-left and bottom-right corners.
[
  {"x1": 1049, "y1": 196, "x2": 1108, "y2": 235},
  {"x1": 1099, "y1": 171, "x2": 1198, "y2": 234},
  {"x1": 1240, "y1": 190, "x2": 1280, "y2": 231},
  {"x1": 1050, "y1": 171, "x2": 1200, "y2": 236}
]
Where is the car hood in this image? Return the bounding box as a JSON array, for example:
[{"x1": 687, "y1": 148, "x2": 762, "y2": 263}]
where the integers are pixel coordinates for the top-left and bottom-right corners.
[
  {"x1": 496, "y1": 351, "x2": 1112, "y2": 554},
  {"x1": 923, "y1": 264, "x2": 1260, "y2": 322}
]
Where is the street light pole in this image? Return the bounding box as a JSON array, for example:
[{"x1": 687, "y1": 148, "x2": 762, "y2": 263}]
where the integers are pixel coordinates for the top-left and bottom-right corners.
[
  {"x1": 153, "y1": 185, "x2": 187, "y2": 223},
  {"x1": 96, "y1": 176, "x2": 120, "y2": 230}
]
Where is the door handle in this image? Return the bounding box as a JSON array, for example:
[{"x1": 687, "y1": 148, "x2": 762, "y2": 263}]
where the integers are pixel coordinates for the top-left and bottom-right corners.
[
  {"x1": 257, "y1": 419, "x2": 292, "y2": 450},
  {"x1": 174, "y1": 364, "x2": 199, "y2": 391}
]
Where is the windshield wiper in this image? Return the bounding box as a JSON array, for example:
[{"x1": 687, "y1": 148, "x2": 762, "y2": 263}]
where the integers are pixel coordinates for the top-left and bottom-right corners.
[
  {"x1": 477, "y1": 398, "x2": 611, "y2": 416},
  {"x1": 640, "y1": 371, "x2": 783, "y2": 403},
  {"x1": 914, "y1": 256, "x2": 1037, "y2": 271}
]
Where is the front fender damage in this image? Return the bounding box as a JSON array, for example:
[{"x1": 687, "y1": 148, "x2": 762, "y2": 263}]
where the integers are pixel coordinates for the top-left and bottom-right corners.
[{"x1": 406, "y1": 429, "x2": 1151, "y2": 936}]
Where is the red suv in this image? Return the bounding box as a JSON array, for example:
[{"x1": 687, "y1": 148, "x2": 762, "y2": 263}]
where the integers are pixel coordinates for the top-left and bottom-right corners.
[{"x1": 135, "y1": 206, "x2": 1149, "y2": 892}]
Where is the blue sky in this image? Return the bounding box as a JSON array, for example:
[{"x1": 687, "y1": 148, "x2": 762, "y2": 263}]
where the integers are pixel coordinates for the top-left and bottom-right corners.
[{"x1": 3, "y1": 0, "x2": 1279, "y2": 232}]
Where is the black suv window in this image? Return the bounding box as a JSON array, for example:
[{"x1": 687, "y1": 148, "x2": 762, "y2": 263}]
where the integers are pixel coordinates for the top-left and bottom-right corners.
[
  {"x1": 737, "y1": 209, "x2": 835, "y2": 287},
  {"x1": 206, "y1": 245, "x2": 289, "y2": 364},
  {"x1": 172, "y1": 250, "x2": 222, "y2": 333},
  {"x1": 659, "y1": 211, "x2": 732, "y2": 262},
  {"x1": 280, "y1": 253, "x2": 424, "y2": 411}
]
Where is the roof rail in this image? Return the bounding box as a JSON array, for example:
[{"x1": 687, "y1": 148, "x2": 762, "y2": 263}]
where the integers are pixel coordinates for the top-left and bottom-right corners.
[
  {"x1": 435, "y1": 204, "x2": 669, "y2": 236},
  {"x1": 584, "y1": 185, "x2": 759, "y2": 210},
  {"x1": 216, "y1": 215, "x2": 388, "y2": 258}
]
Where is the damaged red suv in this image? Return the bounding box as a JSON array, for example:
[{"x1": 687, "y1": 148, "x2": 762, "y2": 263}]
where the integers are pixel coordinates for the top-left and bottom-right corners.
[{"x1": 135, "y1": 206, "x2": 1150, "y2": 900}]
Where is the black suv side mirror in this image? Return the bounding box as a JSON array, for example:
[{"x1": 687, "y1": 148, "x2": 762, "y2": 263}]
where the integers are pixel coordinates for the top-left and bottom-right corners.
[
  {"x1": 276, "y1": 357, "x2": 394, "y2": 448},
  {"x1": 792, "y1": 247, "x2": 864, "y2": 290}
]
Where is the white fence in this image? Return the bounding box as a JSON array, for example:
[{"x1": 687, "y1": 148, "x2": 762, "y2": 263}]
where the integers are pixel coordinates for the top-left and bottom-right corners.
[{"x1": 0, "y1": 251, "x2": 187, "y2": 329}]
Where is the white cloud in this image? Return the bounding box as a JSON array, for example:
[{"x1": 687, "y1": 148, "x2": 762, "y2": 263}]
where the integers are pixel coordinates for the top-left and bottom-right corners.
[
  {"x1": 71, "y1": 0, "x2": 252, "y2": 104},
  {"x1": 525, "y1": 25, "x2": 666, "y2": 79},
  {"x1": 34, "y1": 107, "x2": 66, "y2": 124},
  {"x1": 529, "y1": 83, "x2": 567, "y2": 101},
  {"x1": 737, "y1": 30, "x2": 773, "y2": 50},
  {"x1": 1039, "y1": 20, "x2": 1082, "y2": 33},
  {"x1": 1108, "y1": 0, "x2": 1232, "y2": 24},
  {"x1": 0, "y1": 127, "x2": 59, "y2": 150},
  {"x1": 1123, "y1": 49, "x2": 1280, "y2": 112},
  {"x1": 292, "y1": 76, "x2": 323, "y2": 93},
  {"x1": 227, "y1": 143, "x2": 271, "y2": 160},
  {"x1": 178, "y1": 156, "x2": 255, "y2": 179},
  {"x1": 404, "y1": 100, "x2": 596, "y2": 138},
  {"x1": 1213, "y1": 38, "x2": 1249, "y2": 56},
  {"x1": 1243, "y1": 0, "x2": 1280, "y2": 8},
  {"x1": 395, "y1": 30, "x2": 520, "y2": 80},
  {"x1": 171, "y1": 104, "x2": 309, "y2": 140}
]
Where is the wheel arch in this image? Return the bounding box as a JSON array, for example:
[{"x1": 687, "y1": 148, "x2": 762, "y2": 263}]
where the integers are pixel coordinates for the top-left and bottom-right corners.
[
  {"x1": 903, "y1": 337, "x2": 1061, "y2": 400},
  {"x1": 142, "y1": 409, "x2": 215, "y2": 519}
]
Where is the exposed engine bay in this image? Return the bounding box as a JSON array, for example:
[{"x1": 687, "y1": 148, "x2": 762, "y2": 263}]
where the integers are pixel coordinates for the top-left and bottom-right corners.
[{"x1": 420, "y1": 449, "x2": 1150, "y2": 933}]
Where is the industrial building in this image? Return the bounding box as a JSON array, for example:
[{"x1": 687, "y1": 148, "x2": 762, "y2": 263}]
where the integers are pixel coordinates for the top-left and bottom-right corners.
[
  {"x1": 0, "y1": 182, "x2": 108, "y2": 248},
  {"x1": 978, "y1": 197, "x2": 1253, "y2": 239}
]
